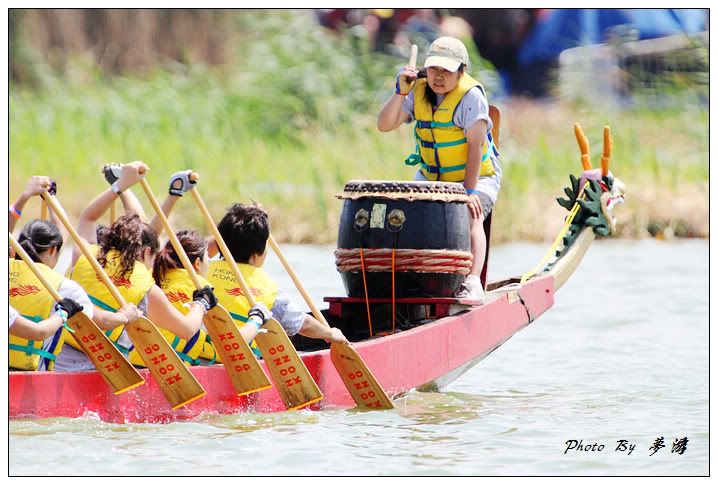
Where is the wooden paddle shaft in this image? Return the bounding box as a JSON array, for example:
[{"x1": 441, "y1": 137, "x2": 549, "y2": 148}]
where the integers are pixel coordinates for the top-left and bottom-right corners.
[
  {"x1": 265, "y1": 229, "x2": 393, "y2": 410},
  {"x1": 409, "y1": 44, "x2": 418, "y2": 69},
  {"x1": 189, "y1": 188, "x2": 258, "y2": 306},
  {"x1": 267, "y1": 235, "x2": 328, "y2": 326},
  {"x1": 139, "y1": 178, "x2": 204, "y2": 290},
  {"x1": 189, "y1": 187, "x2": 323, "y2": 409},
  {"x1": 41, "y1": 192, "x2": 127, "y2": 307}
]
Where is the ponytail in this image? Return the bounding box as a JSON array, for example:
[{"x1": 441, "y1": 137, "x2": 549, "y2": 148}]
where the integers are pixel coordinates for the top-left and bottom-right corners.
[
  {"x1": 152, "y1": 230, "x2": 208, "y2": 283},
  {"x1": 16, "y1": 219, "x2": 63, "y2": 263}
]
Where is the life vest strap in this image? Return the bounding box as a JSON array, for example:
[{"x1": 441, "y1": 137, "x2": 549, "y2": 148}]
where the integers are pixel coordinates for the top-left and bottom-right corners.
[
  {"x1": 418, "y1": 138, "x2": 467, "y2": 149},
  {"x1": 421, "y1": 162, "x2": 466, "y2": 174},
  {"x1": 416, "y1": 120, "x2": 455, "y2": 129},
  {"x1": 227, "y1": 310, "x2": 249, "y2": 323},
  {"x1": 89, "y1": 295, "x2": 117, "y2": 312},
  {"x1": 8, "y1": 343, "x2": 57, "y2": 361}
]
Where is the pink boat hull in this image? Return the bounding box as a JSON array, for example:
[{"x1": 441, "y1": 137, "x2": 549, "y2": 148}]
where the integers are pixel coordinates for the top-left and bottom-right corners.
[{"x1": 10, "y1": 275, "x2": 554, "y2": 423}]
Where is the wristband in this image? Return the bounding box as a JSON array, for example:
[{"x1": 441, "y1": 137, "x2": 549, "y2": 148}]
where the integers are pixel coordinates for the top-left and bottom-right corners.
[
  {"x1": 186, "y1": 300, "x2": 208, "y2": 315},
  {"x1": 465, "y1": 188, "x2": 480, "y2": 195},
  {"x1": 248, "y1": 315, "x2": 263, "y2": 330},
  {"x1": 9, "y1": 205, "x2": 21, "y2": 219},
  {"x1": 111, "y1": 181, "x2": 123, "y2": 195},
  {"x1": 55, "y1": 309, "x2": 69, "y2": 324}
]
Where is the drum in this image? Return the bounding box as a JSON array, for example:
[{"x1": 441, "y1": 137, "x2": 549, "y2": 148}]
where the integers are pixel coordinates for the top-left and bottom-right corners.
[{"x1": 335, "y1": 180, "x2": 472, "y2": 298}]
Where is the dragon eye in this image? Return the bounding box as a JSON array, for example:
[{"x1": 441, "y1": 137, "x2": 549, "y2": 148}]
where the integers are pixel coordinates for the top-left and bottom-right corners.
[
  {"x1": 354, "y1": 209, "x2": 369, "y2": 232},
  {"x1": 387, "y1": 209, "x2": 406, "y2": 232}
]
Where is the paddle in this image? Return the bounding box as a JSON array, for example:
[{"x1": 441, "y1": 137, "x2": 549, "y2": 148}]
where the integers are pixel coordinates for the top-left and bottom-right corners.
[
  {"x1": 9, "y1": 233, "x2": 145, "y2": 394},
  {"x1": 41, "y1": 191, "x2": 206, "y2": 409},
  {"x1": 138, "y1": 177, "x2": 272, "y2": 396},
  {"x1": 266, "y1": 235, "x2": 394, "y2": 410},
  {"x1": 409, "y1": 43, "x2": 418, "y2": 70},
  {"x1": 188, "y1": 187, "x2": 323, "y2": 410}
]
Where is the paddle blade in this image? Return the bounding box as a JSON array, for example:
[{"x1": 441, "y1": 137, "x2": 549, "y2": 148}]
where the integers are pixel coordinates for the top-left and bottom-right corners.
[
  {"x1": 254, "y1": 319, "x2": 323, "y2": 410},
  {"x1": 124, "y1": 317, "x2": 206, "y2": 410},
  {"x1": 67, "y1": 312, "x2": 145, "y2": 395},
  {"x1": 330, "y1": 343, "x2": 394, "y2": 410},
  {"x1": 203, "y1": 305, "x2": 272, "y2": 395}
]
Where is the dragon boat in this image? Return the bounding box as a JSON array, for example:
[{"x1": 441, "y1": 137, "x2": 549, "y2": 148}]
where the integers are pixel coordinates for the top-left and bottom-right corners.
[{"x1": 9, "y1": 125, "x2": 625, "y2": 424}]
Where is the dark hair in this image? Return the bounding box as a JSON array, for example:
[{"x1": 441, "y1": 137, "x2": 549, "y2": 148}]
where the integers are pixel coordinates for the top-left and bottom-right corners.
[
  {"x1": 98, "y1": 214, "x2": 159, "y2": 278},
  {"x1": 96, "y1": 224, "x2": 108, "y2": 246},
  {"x1": 152, "y1": 230, "x2": 208, "y2": 283},
  {"x1": 16, "y1": 219, "x2": 63, "y2": 263},
  {"x1": 421, "y1": 64, "x2": 467, "y2": 107},
  {"x1": 217, "y1": 203, "x2": 269, "y2": 263}
]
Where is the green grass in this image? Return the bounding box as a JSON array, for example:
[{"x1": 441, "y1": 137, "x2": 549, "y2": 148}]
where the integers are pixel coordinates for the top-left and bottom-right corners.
[{"x1": 9, "y1": 11, "x2": 709, "y2": 242}]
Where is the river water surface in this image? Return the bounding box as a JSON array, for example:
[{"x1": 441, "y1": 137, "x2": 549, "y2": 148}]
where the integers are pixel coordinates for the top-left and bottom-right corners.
[{"x1": 8, "y1": 239, "x2": 708, "y2": 476}]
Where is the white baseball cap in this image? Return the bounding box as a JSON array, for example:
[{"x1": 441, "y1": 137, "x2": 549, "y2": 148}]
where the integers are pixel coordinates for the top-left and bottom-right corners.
[{"x1": 424, "y1": 36, "x2": 469, "y2": 72}]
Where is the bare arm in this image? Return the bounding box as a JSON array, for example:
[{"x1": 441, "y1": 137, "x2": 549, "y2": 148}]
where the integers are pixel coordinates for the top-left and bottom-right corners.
[
  {"x1": 377, "y1": 94, "x2": 412, "y2": 132},
  {"x1": 298, "y1": 315, "x2": 349, "y2": 344},
  {"x1": 73, "y1": 161, "x2": 148, "y2": 266},
  {"x1": 148, "y1": 195, "x2": 180, "y2": 236},
  {"x1": 464, "y1": 120, "x2": 489, "y2": 220},
  {"x1": 377, "y1": 66, "x2": 416, "y2": 132},
  {"x1": 10, "y1": 314, "x2": 64, "y2": 340},
  {"x1": 117, "y1": 189, "x2": 148, "y2": 221},
  {"x1": 9, "y1": 176, "x2": 53, "y2": 232},
  {"x1": 91, "y1": 304, "x2": 141, "y2": 331}
]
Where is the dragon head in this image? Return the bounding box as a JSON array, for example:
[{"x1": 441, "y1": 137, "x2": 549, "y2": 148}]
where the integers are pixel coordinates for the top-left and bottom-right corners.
[{"x1": 557, "y1": 124, "x2": 626, "y2": 238}]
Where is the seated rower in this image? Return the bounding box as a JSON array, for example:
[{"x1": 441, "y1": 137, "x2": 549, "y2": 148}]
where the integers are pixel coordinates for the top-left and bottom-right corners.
[
  {"x1": 207, "y1": 203, "x2": 349, "y2": 352},
  {"x1": 152, "y1": 229, "x2": 263, "y2": 365},
  {"x1": 10, "y1": 218, "x2": 138, "y2": 371},
  {"x1": 66, "y1": 161, "x2": 218, "y2": 368}
]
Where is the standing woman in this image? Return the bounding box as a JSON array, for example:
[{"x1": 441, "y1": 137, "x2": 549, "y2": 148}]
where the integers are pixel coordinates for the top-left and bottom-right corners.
[
  {"x1": 67, "y1": 161, "x2": 217, "y2": 367},
  {"x1": 377, "y1": 36, "x2": 502, "y2": 298}
]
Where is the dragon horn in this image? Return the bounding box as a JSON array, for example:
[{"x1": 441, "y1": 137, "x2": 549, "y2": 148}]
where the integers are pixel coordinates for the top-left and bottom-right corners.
[
  {"x1": 574, "y1": 123, "x2": 592, "y2": 170},
  {"x1": 601, "y1": 126, "x2": 612, "y2": 177}
]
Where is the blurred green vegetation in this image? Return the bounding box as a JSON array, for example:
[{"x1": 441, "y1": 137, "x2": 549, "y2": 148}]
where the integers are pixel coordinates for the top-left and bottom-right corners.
[{"x1": 9, "y1": 10, "x2": 709, "y2": 243}]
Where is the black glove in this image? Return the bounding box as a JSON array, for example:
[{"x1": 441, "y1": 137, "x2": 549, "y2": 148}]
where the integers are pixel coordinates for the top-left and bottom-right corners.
[
  {"x1": 102, "y1": 164, "x2": 123, "y2": 185},
  {"x1": 55, "y1": 298, "x2": 83, "y2": 319},
  {"x1": 192, "y1": 286, "x2": 217, "y2": 312},
  {"x1": 248, "y1": 302, "x2": 272, "y2": 327},
  {"x1": 169, "y1": 170, "x2": 197, "y2": 197},
  {"x1": 48, "y1": 180, "x2": 57, "y2": 196}
]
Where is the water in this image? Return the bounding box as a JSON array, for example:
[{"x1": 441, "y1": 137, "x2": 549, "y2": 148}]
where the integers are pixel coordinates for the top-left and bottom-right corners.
[{"x1": 9, "y1": 239, "x2": 708, "y2": 476}]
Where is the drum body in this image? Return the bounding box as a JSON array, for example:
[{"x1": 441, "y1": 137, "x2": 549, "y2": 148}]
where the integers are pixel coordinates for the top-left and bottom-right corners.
[{"x1": 335, "y1": 180, "x2": 471, "y2": 298}]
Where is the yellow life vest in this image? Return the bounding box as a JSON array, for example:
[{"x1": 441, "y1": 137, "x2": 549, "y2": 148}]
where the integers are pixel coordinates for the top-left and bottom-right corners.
[
  {"x1": 125, "y1": 268, "x2": 210, "y2": 367},
  {"x1": 407, "y1": 74, "x2": 499, "y2": 182},
  {"x1": 206, "y1": 260, "x2": 278, "y2": 359},
  {"x1": 9, "y1": 259, "x2": 66, "y2": 371},
  {"x1": 68, "y1": 246, "x2": 154, "y2": 355}
]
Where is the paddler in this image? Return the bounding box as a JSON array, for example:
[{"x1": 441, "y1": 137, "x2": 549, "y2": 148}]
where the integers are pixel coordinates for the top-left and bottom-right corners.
[
  {"x1": 9, "y1": 176, "x2": 140, "y2": 371},
  {"x1": 207, "y1": 202, "x2": 349, "y2": 354},
  {"x1": 66, "y1": 161, "x2": 219, "y2": 367},
  {"x1": 377, "y1": 36, "x2": 502, "y2": 298}
]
